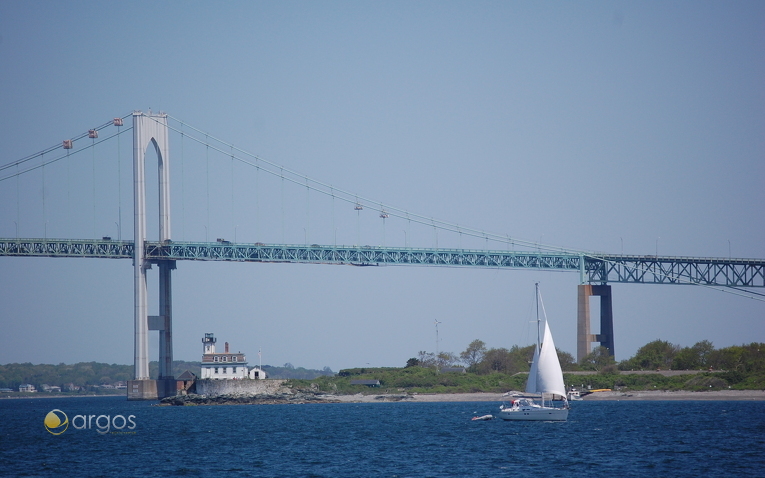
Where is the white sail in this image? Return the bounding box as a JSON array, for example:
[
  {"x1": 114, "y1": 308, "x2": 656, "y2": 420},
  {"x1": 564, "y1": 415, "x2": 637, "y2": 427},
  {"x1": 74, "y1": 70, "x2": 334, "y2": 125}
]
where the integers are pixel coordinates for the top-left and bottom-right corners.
[
  {"x1": 535, "y1": 320, "x2": 566, "y2": 398},
  {"x1": 525, "y1": 343, "x2": 540, "y2": 394}
]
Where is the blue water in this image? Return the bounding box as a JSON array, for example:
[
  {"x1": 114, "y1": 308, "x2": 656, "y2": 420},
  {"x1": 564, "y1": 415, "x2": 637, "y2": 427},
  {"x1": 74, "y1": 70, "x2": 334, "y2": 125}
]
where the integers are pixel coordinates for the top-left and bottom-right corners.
[{"x1": 1, "y1": 396, "x2": 763, "y2": 477}]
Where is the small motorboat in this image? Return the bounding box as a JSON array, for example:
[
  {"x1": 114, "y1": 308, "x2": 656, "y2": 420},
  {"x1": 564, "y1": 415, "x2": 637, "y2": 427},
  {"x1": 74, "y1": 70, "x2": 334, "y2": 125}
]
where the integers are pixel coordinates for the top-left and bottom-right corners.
[{"x1": 471, "y1": 414, "x2": 494, "y2": 421}]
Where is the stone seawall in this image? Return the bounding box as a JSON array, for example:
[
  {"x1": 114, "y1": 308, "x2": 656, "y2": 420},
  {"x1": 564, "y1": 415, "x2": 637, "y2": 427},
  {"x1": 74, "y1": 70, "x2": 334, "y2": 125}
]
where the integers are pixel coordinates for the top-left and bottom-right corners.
[{"x1": 195, "y1": 379, "x2": 287, "y2": 397}]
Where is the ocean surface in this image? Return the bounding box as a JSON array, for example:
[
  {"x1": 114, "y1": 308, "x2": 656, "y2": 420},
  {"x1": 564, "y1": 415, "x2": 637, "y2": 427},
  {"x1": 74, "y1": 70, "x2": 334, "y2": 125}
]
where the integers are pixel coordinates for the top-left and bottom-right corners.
[{"x1": 1, "y1": 396, "x2": 763, "y2": 477}]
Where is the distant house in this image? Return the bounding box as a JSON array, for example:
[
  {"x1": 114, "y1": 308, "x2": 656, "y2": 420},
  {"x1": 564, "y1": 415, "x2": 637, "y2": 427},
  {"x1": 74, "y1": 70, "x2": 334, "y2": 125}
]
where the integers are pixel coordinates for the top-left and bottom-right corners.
[
  {"x1": 64, "y1": 383, "x2": 81, "y2": 392},
  {"x1": 248, "y1": 367, "x2": 268, "y2": 380},
  {"x1": 40, "y1": 384, "x2": 61, "y2": 392},
  {"x1": 440, "y1": 367, "x2": 467, "y2": 374},
  {"x1": 0, "y1": 388, "x2": 13, "y2": 393},
  {"x1": 19, "y1": 384, "x2": 36, "y2": 393},
  {"x1": 350, "y1": 380, "x2": 381, "y2": 387}
]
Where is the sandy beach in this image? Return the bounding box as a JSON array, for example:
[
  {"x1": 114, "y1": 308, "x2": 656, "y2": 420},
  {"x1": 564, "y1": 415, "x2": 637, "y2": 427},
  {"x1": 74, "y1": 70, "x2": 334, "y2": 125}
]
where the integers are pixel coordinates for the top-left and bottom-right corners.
[{"x1": 320, "y1": 390, "x2": 765, "y2": 403}]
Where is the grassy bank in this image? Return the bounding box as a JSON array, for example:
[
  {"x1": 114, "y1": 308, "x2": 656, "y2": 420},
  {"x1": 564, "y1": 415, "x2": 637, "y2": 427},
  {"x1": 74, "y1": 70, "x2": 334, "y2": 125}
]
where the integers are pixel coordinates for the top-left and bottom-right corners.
[{"x1": 288, "y1": 367, "x2": 765, "y2": 395}]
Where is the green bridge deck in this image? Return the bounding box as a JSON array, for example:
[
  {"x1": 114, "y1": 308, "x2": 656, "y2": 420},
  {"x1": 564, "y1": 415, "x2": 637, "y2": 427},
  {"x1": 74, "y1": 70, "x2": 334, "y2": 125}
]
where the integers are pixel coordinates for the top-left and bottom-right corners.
[{"x1": 1, "y1": 238, "x2": 763, "y2": 288}]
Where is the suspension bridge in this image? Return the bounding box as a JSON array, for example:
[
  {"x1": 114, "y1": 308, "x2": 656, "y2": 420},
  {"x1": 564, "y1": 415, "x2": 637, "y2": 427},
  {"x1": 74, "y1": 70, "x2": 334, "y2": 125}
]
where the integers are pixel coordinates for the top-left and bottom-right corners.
[{"x1": 1, "y1": 111, "x2": 763, "y2": 399}]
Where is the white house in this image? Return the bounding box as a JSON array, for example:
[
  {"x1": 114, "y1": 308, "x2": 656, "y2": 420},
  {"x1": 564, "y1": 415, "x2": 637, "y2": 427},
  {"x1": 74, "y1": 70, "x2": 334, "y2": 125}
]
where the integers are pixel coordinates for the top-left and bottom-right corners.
[
  {"x1": 200, "y1": 333, "x2": 249, "y2": 380},
  {"x1": 248, "y1": 367, "x2": 268, "y2": 380},
  {"x1": 19, "y1": 384, "x2": 36, "y2": 392}
]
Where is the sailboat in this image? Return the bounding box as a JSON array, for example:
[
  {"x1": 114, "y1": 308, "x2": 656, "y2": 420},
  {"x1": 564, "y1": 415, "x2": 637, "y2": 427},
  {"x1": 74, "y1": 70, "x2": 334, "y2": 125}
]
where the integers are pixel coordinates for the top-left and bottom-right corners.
[{"x1": 497, "y1": 283, "x2": 569, "y2": 421}]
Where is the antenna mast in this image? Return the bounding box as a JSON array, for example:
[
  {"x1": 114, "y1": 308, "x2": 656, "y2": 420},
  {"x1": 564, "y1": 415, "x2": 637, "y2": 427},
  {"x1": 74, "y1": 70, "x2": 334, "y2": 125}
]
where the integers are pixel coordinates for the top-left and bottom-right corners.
[{"x1": 435, "y1": 319, "x2": 442, "y2": 373}]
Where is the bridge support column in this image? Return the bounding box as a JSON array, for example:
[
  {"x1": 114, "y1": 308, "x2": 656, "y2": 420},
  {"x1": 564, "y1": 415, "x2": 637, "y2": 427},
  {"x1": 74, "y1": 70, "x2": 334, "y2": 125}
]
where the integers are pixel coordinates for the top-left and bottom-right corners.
[
  {"x1": 129, "y1": 111, "x2": 173, "y2": 400},
  {"x1": 132, "y1": 112, "x2": 150, "y2": 383},
  {"x1": 144, "y1": 266, "x2": 176, "y2": 401},
  {"x1": 158, "y1": 261, "x2": 174, "y2": 379},
  {"x1": 577, "y1": 284, "x2": 614, "y2": 362}
]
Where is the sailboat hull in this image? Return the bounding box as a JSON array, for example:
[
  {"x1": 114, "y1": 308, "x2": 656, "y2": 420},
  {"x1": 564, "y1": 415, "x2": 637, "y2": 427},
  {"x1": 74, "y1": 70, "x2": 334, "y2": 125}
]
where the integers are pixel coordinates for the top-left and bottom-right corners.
[{"x1": 496, "y1": 407, "x2": 568, "y2": 421}]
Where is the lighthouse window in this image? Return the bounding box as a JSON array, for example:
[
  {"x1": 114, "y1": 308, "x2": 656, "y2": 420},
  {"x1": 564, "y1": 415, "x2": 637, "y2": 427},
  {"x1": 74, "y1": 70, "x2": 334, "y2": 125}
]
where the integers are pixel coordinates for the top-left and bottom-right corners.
[
  {"x1": 233, "y1": 356, "x2": 238, "y2": 362},
  {"x1": 214, "y1": 367, "x2": 219, "y2": 374},
  {"x1": 222, "y1": 356, "x2": 227, "y2": 362},
  {"x1": 214, "y1": 356, "x2": 219, "y2": 362}
]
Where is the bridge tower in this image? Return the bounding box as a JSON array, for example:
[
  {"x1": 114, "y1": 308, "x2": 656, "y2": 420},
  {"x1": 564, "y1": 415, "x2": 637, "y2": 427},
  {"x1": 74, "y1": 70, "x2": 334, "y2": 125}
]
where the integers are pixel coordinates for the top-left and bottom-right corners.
[{"x1": 128, "y1": 111, "x2": 176, "y2": 400}]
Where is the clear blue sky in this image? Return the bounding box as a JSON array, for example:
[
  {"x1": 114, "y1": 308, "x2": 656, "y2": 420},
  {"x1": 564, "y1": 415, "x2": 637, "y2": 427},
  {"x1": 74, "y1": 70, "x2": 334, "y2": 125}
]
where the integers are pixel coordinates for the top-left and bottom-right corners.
[{"x1": 0, "y1": 1, "x2": 763, "y2": 371}]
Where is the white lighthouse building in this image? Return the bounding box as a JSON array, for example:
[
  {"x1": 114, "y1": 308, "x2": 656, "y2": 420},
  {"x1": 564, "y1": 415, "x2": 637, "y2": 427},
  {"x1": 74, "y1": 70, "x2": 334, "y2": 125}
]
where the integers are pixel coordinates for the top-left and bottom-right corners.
[{"x1": 200, "y1": 333, "x2": 249, "y2": 379}]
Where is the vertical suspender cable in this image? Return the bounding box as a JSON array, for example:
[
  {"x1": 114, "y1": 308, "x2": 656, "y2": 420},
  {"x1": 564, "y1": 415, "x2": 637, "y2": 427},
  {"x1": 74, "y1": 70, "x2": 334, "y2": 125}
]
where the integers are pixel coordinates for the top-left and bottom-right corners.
[
  {"x1": 255, "y1": 160, "x2": 259, "y2": 241},
  {"x1": 180, "y1": 124, "x2": 185, "y2": 241},
  {"x1": 117, "y1": 123, "x2": 122, "y2": 240},
  {"x1": 206, "y1": 134, "x2": 210, "y2": 242},
  {"x1": 66, "y1": 149, "x2": 70, "y2": 237},
  {"x1": 356, "y1": 198, "x2": 360, "y2": 246},
  {"x1": 16, "y1": 164, "x2": 20, "y2": 237},
  {"x1": 305, "y1": 178, "x2": 311, "y2": 245},
  {"x1": 41, "y1": 152, "x2": 46, "y2": 239},
  {"x1": 404, "y1": 212, "x2": 412, "y2": 247},
  {"x1": 92, "y1": 136, "x2": 96, "y2": 238},
  {"x1": 231, "y1": 146, "x2": 235, "y2": 240},
  {"x1": 280, "y1": 167, "x2": 285, "y2": 243}
]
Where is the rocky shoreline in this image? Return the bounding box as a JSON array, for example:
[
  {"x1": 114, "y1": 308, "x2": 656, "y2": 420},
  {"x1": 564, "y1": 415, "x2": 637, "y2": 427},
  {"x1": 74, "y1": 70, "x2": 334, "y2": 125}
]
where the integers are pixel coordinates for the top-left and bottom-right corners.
[{"x1": 158, "y1": 390, "x2": 340, "y2": 406}]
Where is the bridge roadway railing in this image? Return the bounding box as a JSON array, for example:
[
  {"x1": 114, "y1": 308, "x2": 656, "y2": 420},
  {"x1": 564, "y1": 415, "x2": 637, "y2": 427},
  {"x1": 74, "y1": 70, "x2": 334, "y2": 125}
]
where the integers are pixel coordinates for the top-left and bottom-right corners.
[{"x1": 1, "y1": 238, "x2": 763, "y2": 288}]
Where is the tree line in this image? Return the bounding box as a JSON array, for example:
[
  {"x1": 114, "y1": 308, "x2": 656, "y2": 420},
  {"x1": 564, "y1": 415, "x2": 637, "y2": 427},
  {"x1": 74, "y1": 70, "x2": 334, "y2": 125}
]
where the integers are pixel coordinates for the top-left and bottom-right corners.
[
  {"x1": 0, "y1": 360, "x2": 334, "y2": 391},
  {"x1": 406, "y1": 339, "x2": 765, "y2": 375}
]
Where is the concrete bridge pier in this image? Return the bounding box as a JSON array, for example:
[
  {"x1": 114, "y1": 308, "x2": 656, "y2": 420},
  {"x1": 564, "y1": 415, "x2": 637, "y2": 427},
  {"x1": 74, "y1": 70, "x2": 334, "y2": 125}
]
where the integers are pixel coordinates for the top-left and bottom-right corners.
[{"x1": 577, "y1": 284, "x2": 615, "y2": 363}]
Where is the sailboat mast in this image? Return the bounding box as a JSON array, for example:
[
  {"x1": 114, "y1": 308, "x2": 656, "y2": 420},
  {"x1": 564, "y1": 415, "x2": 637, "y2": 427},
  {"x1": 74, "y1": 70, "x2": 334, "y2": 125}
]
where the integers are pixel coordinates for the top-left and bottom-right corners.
[
  {"x1": 535, "y1": 282, "x2": 541, "y2": 348},
  {"x1": 535, "y1": 282, "x2": 543, "y2": 406}
]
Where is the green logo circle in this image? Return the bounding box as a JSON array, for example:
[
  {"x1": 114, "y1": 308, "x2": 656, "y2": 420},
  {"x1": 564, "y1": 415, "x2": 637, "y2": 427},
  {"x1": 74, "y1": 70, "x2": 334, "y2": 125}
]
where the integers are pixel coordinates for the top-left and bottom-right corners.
[{"x1": 44, "y1": 409, "x2": 69, "y2": 435}]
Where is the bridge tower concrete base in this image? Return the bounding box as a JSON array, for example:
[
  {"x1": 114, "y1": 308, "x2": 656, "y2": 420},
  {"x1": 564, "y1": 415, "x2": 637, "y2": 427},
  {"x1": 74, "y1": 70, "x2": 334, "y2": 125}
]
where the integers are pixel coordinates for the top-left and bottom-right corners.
[
  {"x1": 577, "y1": 284, "x2": 615, "y2": 362},
  {"x1": 127, "y1": 378, "x2": 177, "y2": 401}
]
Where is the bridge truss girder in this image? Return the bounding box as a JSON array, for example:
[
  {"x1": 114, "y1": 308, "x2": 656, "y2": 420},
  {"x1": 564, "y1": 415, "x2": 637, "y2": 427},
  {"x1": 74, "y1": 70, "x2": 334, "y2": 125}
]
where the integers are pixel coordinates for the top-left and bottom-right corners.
[
  {"x1": 587, "y1": 254, "x2": 765, "y2": 288},
  {"x1": 2, "y1": 239, "x2": 763, "y2": 288},
  {"x1": 145, "y1": 242, "x2": 584, "y2": 271},
  {"x1": 0, "y1": 238, "x2": 133, "y2": 258}
]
